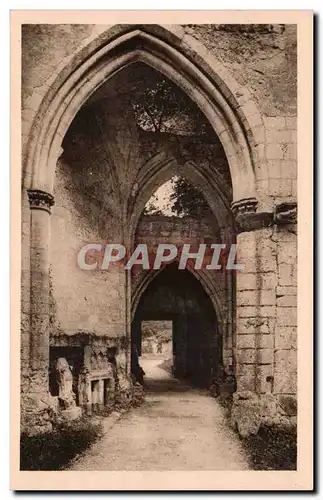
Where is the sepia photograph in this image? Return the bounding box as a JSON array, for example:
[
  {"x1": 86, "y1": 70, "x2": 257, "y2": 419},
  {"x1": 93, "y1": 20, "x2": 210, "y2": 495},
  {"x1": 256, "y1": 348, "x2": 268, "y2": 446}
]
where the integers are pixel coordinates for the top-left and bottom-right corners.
[{"x1": 11, "y1": 10, "x2": 313, "y2": 491}]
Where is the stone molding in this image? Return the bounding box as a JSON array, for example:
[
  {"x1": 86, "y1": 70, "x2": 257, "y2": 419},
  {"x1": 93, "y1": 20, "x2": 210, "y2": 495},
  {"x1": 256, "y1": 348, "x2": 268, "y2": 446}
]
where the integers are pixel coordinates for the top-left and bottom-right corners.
[
  {"x1": 274, "y1": 202, "x2": 297, "y2": 225},
  {"x1": 232, "y1": 199, "x2": 297, "y2": 233},
  {"x1": 27, "y1": 189, "x2": 55, "y2": 214},
  {"x1": 235, "y1": 212, "x2": 274, "y2": 233},
  {"x1": 231, "y1": 197, "x2": 258, "y2": 218},
  {"x1": 232, "y1": 198, "x2": 271, "y2": 233}
]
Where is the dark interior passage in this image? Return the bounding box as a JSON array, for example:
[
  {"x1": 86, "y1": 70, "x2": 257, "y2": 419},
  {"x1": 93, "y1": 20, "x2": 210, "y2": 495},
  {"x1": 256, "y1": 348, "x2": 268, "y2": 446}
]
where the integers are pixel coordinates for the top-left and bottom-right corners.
[{"x1": 131, "y1": 263, "x2": 222, "y2": 389}]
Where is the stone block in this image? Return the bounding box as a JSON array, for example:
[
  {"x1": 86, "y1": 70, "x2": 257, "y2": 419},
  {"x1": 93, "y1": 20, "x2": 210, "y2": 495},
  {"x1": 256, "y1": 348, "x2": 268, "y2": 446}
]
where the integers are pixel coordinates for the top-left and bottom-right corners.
[
  {"x1": 267, "y1": 159, "x2": 281, "y2": 178},
  {"x1": 259, "y1": 306, "x2": 277, "y2": 318},
  {"x1": 269, "y1": 178, "x2": 292, "y2": 196},
  {"x1": 259, "y1": 393, "x2": 280, "y2": 418},
  {"x1": 260, "y1": 290, "x2": 277, "y2": 305},
  {"x1": 279, "y1": 264, "x2": 294, "y2": 286},
  {"x1": 236, "y1": 364, "x2": 256, "y2": 392},
  {"x1": 257, "y1": 255, "x2": 277, "y2": 273},
  {"x1": 281, "y1": 160, "x2": 297, "y2": 179},
  {"x1": 275, "y1": 326, "x2": 297, "y2": 349},
  {"x1": 236, "y1": 334, "x2": 256, "y2": 349},
  {"x1": 237, "y1": 317, "x2": 272, "y2": 335},
  {"x1": 259, "y1": 272, "x2": 278, "y2": 290},
  {"x1": 237, "y1": 306, "x2": 257, "y2": 318},
  {"x1": 275, "y1": 226, "x2": 297, "y2": 242},
  {"x1": 266, "y1": 129, "x2": 290, "y2": 145},
  {"x1": 236, "y1": 232, "x2": 257, "y2": 257},
  {"x1": 264, "y1": 116, "x2": 286, "y2": 129},
  {"x1": 274, "y1": 369, "x2": 297, "y2": 394},
  {"x1": 237, "y1": 349, "x2": 256, "y2": 364},
  {"x1": 256, "y1": 349, "x2": 273, "y2": 365},
  {"x1": 274, "y1": 349, "x2": 297, "y2": 394},
  {"x1": 237, "y1": 334, "x2": 274, "y2": 350},
  {"x1": 285, "y1": 116, "x2": 297, "y2": 130},
  {"x1": 256, "y1": 365, "x2": 274, "y2": 393},
  {"x1": 258, "y1": 335, "x2": 275, "y2": 349},
  {"x1": 285, "y1": 143, "x2": 297, "y2": 161},
  {"x1": 61, "y1": 406, "x2": 82, "y2": 421},
  {"x1": 276, "y1": 286, "x2": 297, "y2": 296},
  {"x1": 276, "y1": 306, "x2": 297, "y2": 326},
  {"x1": 275, "y1": 349, "x2": 297, "y2": 375},
  {"x1": 252, "y1": 124, "x2": 266, "y2": 144},
  {"x1": 277, "y1": 294, "x2": 297, "y2": 307},
  {"x1": 291, "y1": 129, "x2": 297, "y2": 142},
  {"x1": 266, "y1": 143, "x2": 285, "y2": 161},
  {"x1": 236, "y1": 290, "x2": 257, "y2": 306},
  {"x1": 277, "y1": 240, "x2": 297, "y2": 264}
]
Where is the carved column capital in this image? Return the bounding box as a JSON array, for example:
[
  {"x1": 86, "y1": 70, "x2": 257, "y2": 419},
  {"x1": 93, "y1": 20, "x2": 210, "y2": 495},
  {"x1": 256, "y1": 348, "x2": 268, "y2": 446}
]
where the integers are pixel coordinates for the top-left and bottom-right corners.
[
  {"x1": 231, "y1": 198, "x2": 273, "y2": 233},
  {"x1": 274, "y1": 202, "x2": 297, "y2": 225},
  {"x1": 27, "y1": 189, "x2": 55, "y2": 214},
  {"x1": 231, "y1": 197, "x2": 259, "y2": 218}
]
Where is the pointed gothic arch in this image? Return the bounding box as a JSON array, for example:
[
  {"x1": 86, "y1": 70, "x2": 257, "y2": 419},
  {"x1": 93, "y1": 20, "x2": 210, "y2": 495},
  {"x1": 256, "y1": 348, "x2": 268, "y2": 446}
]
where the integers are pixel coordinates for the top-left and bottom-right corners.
[{"x1": 23, "y1": 24, "x2": 260, "y2": 203}]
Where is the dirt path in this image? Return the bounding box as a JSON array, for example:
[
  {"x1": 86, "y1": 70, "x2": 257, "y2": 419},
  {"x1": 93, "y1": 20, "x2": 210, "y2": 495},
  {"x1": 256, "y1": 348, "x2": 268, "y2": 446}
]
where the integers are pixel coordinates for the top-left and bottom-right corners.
[{"x1": 69, "y1": 359, "x2": 249, "y2": 471}]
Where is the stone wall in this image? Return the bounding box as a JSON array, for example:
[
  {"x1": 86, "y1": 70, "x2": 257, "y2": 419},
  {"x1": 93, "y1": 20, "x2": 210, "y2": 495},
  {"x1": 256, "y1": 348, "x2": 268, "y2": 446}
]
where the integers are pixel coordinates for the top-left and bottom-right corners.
[
  {"x1": 22, "y1": 24, "x2": 296, "y2": 117},
  {"x1": 233, "y1": 221, "x2": 297, "y2": 436},
  {"x1": 185, "y1": 24, "x2": 297, "y2": 116},
  {"x1": 50, "y1": 158, "x2": 126, "y2": 338},
  {"x1": 136, "y1": 214, "x2": 217, "y2": 245}
]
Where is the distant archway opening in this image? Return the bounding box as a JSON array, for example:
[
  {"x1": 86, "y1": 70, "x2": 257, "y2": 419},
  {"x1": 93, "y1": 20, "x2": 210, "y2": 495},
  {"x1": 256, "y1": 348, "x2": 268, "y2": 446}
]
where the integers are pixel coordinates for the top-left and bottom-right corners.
[{"x1": 132, "y1": 263, "x2": 222, "y2": 389}]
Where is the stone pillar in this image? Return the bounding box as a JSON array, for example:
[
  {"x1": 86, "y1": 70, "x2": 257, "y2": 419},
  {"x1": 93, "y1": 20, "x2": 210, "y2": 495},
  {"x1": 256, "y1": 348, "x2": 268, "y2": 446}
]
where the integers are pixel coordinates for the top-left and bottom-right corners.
[
  {"x1": 231, "y1": 199, "x2": 276, "y2": 437},
  {"x1": 92, "y1": 381, "x2": 98, "y2": 406},
  {"x1": 235, "y1": 228, "x2": 276, "y2": 394},
  {"x1": 78, "y1": 368, "x2": 92, "y2": 409},
  {"x1": 272, "y1": 202, "x2": 297, "y2": 417},
  {"x1": 28, "y1": 189, "x2": 54, "y2": 388},
  {"x1": 230, "y1": 198, "x2": 297, "y2": 437},
  {"x1": 98, "y1": 379, "x2": 104, "y2": 408},
  {"x1": 104, "y1": 378, "x2": 115, "y2": 405},
  {"x1": 115, "y1": 348, "x2": 132, "y2": 403},
  {"x1": 21, "y1": 189, "x2": 55, "y2": 436}
]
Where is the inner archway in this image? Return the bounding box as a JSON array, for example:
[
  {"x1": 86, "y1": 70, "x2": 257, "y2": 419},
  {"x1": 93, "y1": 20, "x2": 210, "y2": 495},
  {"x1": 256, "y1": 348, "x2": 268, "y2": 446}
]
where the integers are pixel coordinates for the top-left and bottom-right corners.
[{"x1": 132, "y1": 263, "x2": 222, "y2": 389}]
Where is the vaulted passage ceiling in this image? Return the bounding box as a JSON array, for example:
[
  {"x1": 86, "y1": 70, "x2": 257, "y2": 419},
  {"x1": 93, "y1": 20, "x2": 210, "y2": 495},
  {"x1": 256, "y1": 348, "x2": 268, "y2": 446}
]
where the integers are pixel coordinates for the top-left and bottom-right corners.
[{"x1": 60, "y1": 62, "x2": 233, "y2": 240}]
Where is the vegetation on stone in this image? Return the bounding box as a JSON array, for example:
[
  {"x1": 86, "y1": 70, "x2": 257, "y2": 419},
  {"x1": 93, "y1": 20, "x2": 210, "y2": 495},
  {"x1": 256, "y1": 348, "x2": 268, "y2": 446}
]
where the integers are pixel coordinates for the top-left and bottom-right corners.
[
  {"x1": 242, "y1": 425, "x2": 297, "y2": 470},
  {"x1": 20, "y1": 418, "x2": 103, "y2": 470}
]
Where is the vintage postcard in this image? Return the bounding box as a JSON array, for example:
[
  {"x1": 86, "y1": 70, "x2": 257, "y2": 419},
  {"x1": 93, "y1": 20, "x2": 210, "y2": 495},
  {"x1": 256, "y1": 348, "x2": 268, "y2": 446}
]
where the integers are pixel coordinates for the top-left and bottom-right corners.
[{"x1": 11, "y1": 10, "x2": 313, "y2": 491}]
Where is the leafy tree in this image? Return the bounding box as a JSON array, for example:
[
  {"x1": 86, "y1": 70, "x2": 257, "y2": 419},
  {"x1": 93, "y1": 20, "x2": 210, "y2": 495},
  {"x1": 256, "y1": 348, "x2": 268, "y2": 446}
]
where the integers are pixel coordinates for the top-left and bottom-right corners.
[
  {"x1": 123, "y1": 64, "x2": 214, "y2": 217},
  {"x1": 121, "y1": 63, "x2": 213, "y2": 136},
  {"x1": 142, "y1": 193, "x2": 163, "y2": 215},
  {"x1": 141, "y1": 323, "x2": 172, "y2": 343},
  {"x1": 169, "y1": 177, "x2": 210, "y2": 217}
]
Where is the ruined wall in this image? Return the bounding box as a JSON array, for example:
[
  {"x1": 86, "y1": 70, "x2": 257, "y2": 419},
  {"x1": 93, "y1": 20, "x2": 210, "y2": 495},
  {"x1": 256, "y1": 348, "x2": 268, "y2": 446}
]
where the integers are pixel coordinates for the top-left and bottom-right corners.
[
  {"x1": 136, "y1": 214, "x2": 217, "y2": 244},
  {"x1": 22, "y1": 24, "x2": 296, "y2": 116},
  {"x1": 22, "y1": 24, "x2": 96, "y2": 106},
  {"x1": 185, "y1": 24, "x2": 297, "y2": 117},
  {"x1": 50, "y1": 158, "x2": 126, "y2": 338}
]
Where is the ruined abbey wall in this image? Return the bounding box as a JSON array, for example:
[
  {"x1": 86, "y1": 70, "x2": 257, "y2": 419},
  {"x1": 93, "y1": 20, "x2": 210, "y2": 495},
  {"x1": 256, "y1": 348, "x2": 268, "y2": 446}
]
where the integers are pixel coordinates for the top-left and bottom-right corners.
[{"x1": 21, "y1": 23, "x2": 297, "y2": 435}]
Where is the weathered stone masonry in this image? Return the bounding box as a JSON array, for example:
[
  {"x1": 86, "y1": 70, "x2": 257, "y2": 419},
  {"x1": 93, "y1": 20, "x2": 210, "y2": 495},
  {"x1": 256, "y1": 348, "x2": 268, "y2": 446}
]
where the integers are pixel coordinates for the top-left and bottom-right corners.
[{"x1": 21, "y1": 23, "x2": 297, "y2": 436}]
